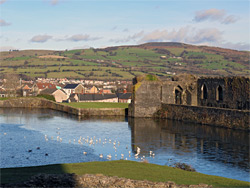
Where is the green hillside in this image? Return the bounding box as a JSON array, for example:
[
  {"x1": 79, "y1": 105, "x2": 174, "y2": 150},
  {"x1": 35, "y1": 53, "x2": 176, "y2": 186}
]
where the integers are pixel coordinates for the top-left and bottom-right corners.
[{"x1": 0, "y1": 43, "x2": 249, "y2": 80}]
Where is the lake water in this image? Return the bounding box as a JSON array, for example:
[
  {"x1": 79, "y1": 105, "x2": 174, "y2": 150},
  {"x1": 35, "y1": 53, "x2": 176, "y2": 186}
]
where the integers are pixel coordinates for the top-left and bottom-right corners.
[{"x1": 0, "y1": 108, "x2": 249, "y2": 182}]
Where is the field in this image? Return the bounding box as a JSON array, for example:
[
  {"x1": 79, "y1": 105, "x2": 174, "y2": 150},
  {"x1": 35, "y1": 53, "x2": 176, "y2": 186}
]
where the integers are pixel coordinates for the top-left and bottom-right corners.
[
  {"x1": 64, "y1": 102, "x2": 129, "y2": 109},
  {"x1": 1, "y1": 160, "x2": 249, "y2": 187},
  {"x1": 0, "y1": 42, "x2": 249, "y2": 80}
]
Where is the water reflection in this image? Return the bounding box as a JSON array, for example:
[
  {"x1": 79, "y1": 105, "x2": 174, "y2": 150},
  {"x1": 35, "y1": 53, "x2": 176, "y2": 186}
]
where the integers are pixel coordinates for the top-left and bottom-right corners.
[
  {"x1": 129, "y1": 118, "x2": 249, "y2": 173},
  {"x1": 0, "y1": 108, "x2": 127, "y2": 122},
  {"x1": 0, "y1": 108, "x2": 249, "y2": 182}
]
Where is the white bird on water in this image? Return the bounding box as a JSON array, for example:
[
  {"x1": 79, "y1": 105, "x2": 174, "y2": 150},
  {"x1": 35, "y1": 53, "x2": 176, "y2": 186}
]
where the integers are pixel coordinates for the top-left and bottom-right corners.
[{"x1": 107, "y1": 154, "x2": 112, "y2": 160}]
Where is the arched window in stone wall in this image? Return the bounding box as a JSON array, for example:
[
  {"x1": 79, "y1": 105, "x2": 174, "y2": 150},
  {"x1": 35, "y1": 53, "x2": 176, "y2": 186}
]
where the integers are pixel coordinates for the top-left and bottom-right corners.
[
  {"x1": 175, "y1": 89, "x2": 182, "y2": 104},
  {"x1": 201, "y1": 84, "x2": 208, "y2": 100},
  {"x1": 175, "y1": 85, "x2": 183, "y2": 105},
  {"x1": 216, "y1": 85, "x2": 223, "y2": 101}
]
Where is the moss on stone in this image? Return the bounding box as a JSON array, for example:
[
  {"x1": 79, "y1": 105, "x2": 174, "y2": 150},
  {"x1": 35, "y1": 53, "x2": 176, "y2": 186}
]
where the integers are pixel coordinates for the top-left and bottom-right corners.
[
  {"x1": 134, "y1": 82, "x2": 142, "y2": 92},
  {"x1": 135, "y1": 74, "x2": 160, "y2": 83},
  {"x1": 145, "y1": 74, "x2": 159, "y2": 81}
]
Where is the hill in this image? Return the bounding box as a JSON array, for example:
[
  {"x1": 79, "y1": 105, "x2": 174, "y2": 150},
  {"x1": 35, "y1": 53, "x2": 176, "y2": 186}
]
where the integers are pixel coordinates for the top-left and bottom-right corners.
[{"x1": 0, "y1": 43, "x2": 249, "y2": 80}]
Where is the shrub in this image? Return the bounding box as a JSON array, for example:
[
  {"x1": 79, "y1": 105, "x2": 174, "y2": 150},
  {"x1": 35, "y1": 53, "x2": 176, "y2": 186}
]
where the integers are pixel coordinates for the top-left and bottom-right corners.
[
  {"x1": 37, "y1": 94, "x2": 55, "y2": 102},
  {"x1": 172, "y1": 163, "x2": 196, "y2": 172}
]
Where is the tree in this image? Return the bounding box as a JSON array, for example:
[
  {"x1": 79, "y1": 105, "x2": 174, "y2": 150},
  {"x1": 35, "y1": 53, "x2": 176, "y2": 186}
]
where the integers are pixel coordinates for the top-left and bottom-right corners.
[{"x1": 3, "y1": 73, "x2": 20, "y2": 97}]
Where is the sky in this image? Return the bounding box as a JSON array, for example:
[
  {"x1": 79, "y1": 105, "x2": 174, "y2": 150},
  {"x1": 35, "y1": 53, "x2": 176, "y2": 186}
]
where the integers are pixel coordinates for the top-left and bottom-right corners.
[{"x1": 0, "y1": 0, "x2": 249, "y2": 51}]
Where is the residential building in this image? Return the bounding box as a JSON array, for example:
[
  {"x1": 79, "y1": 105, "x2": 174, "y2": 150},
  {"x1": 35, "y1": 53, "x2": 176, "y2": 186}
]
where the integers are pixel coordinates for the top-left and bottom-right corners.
[
  {"x1": 85, "y1": 86, "x2": 99, "y2": 94},
  {"x1": 40, "y1": 88, "x2": 68, "y2": 103},
  {"x1": 22, "y1": 83, "x2": 38, "y2": 96},
  {"x1": 37, "y1": 83, "x2": 57, "y2": 93},
  {"x1": 68, "y1": 93, "x2": 118, "y2": 103},
  {"x1": 117, "y1": 89, "x2": 132, "y2": 103},
  {"x1": 63, "y1": 84, "x2": 85, "y2": 96}
]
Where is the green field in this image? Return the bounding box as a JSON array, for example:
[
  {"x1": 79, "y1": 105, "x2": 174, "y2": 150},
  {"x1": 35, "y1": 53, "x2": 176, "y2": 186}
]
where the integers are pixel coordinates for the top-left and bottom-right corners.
[
  {"x1": 64, "y1": 102, "x2": 129, "y2": 109},
  {"x1": 1, "y1": 160, "x2": 249, "y2": 187},
  {"x1": 1, "y1": 42, "x2": 249, "y2": 80}
]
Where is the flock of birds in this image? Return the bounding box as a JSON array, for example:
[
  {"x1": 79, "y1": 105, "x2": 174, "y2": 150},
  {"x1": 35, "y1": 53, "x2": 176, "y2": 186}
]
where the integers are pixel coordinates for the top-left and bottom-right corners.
[
  {"x1": 42, "y1": 127, "x2": 156, "y2": 162},
  {"x1": 2, "y1": 127, "x2": 156, "y2": 163}
]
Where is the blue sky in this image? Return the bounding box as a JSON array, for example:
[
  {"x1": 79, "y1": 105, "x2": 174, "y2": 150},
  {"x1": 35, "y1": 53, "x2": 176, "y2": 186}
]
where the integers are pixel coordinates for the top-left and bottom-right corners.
[{"x1": 0, "y1": 0, "x2": 249, "y2": 51}]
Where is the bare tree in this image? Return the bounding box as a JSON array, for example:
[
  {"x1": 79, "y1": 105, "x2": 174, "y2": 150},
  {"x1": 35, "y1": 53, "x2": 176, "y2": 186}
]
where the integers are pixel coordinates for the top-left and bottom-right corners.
[{"x1": 3, "y1": 73, "x2": 20, "y2": 97}]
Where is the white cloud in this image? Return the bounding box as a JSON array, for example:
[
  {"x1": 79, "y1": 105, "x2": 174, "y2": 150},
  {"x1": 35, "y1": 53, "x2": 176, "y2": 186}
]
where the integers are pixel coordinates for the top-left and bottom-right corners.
[
  {"x1": 0, "y1": 0, "x2": 7, "y2": 5},
  {"x1": 194, "y1": 8, "x2": 238, "y2": 24},
  {"x1": 70, "y1": 45, "x2": 90, "y2": 50},
  {"x1": 219, "y1": 42, "x2": 250, "y2": 51},
  {"x1": 66, "y1": 34, "x2": 101, "y2": 42},
  {"x1": 30, "y1": 35, "x2": 52, "y2": 43},
  {"x1": 186, "y1": 28, "x2": 223, "y2": 44},
  {"x1": 110, "y1": 31, "x2": 144, "y2": 43},
  {"x1": 0, "y1": 46, "x2": 17, "y2": 52},
  {"x1": 138, "y1": 27, "x2": 223, "y2": 45},
  {"x1": 0, "y1": 19, "x2": 11, "y2": 26},
  {"x1": 221, "y1": 15, "x2": 238, "y2": 24}
]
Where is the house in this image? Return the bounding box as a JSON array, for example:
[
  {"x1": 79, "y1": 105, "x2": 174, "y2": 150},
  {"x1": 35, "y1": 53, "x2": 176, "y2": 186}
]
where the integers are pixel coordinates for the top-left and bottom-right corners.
[
  {"x1": 37, "y1": 83, "x2": 57, "y2": 93},
  {"x1": 0, "y1": 88, "x2": 6, "y2": 98},
  {"x1": 63, "y1": 84, "x2": 85, "y2": 96},
  {"x1": 85, "y1": 86, "x2": 99, "y2": 94},
  {"x1": 117, "y1": 90, "x2": 132, "y2": 103},
  {"x1": 22, "y1": 83, "x2": 38, "y2": 97},
  {"x1": 40, "y1": 88, "x2": 68, "y2": 103},
  {"x1": 69, "y1": 93, "x2": 118, "y2": 103},
  {"x1": 99, "y1": 88, "x2": 113, "y2": 94}
]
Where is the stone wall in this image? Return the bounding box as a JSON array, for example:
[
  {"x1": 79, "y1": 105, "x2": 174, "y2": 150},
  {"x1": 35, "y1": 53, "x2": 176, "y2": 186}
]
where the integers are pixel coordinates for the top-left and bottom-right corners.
[
  {"x1": 198, "y1": 77, "x2": 250, "y2": 110},
  {"x1": 0, "y1": 98, "x2": 126, "y2": 117},
  {"x1": 154, "y1": 104, "x2": 250, "y2": 131},
  {"x1": 129, "y1": 81, "x2": 162, "y2": 118},
  {"x1": 129, "y1": 74, "x2": 250, "y2": 130},
  {"x1": 128, "y1": 74, "x2": 198, "y2": 118}
]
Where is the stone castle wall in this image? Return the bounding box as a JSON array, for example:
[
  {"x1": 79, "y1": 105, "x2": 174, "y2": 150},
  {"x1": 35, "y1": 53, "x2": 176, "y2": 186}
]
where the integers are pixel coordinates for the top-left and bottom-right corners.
[
  {"x1": 154, "y1": 104, "x2": 250, "y2": 131},
  {"x1": 198, "y1": 77, "x2": 250, "y2": 110},
  {"x1": 128, "y1": 75, "x2": 250, "y2": 131}
]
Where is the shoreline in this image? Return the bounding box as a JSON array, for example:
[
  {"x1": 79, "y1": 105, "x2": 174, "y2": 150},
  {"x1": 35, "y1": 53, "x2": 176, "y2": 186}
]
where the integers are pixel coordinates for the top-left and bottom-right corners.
[
  {"x1": 1, "y1": 160, "x2": 249, "y2": 187},
  {"x1": 0, "y1": 98, "x2": 127, "y2": 118}
]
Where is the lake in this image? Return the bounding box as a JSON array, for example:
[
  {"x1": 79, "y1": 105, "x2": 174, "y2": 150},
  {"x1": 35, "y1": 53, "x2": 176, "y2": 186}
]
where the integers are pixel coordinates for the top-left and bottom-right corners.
[{"x1": 0, "y1": 108, "x2": 249, "y2": 182}]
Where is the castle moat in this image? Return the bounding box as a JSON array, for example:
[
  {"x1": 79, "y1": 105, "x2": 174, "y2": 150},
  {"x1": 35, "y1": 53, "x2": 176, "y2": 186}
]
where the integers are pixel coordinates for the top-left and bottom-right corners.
[{"x1": 0, "y1": 108, "x2": 249, "y2": 182}]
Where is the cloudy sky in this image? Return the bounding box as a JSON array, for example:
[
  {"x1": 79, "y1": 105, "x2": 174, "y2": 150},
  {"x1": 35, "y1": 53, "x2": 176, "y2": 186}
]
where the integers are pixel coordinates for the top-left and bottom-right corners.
[{"x1": 0, "y1": 0, "x2": 249, "y2": 51}]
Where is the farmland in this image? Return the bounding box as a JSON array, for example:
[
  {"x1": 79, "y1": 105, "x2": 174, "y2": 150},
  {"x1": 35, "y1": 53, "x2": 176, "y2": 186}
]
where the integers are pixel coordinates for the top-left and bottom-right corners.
[{"x1": 0, "y1": 42, "x2": 249, "y2": 80}]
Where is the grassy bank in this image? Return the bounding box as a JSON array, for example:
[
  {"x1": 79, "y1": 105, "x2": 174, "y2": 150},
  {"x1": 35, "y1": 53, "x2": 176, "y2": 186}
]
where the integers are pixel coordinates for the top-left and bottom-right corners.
[
  {"x1": 64, "y1": 102, "x2": 129, "y2": 109},
  {"x1": 1, "y1": 161, "x2": 249, "y2": 187}
]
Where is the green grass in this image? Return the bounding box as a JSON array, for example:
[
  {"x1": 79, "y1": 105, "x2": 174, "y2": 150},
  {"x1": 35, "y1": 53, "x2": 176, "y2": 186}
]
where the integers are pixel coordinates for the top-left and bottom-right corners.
[
  {"x1": 1, "y1": 45, "x2": 249, "y2": 79},
  {"x1": 1, "y1": 161, "x2": 249, "y2": 187},
  {"x1": 64, "y1": 102, "x2": 129, "y2": 109},
  {"x1": 0, "y1": 97, "x2": 10, "y2": 100}
]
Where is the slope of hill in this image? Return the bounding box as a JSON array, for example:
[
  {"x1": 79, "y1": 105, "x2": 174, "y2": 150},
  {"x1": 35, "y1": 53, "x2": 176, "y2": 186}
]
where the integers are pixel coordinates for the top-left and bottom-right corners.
[{"x1": 0, "y1": 43, "x2": 249, "y2": 80}]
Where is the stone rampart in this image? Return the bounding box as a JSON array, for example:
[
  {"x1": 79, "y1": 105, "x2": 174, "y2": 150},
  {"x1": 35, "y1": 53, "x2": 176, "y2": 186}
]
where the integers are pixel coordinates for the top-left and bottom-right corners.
[
  {"x1": 154, "y1": 104, "x2": 250, "y2": 131},
  {"x1": 128, "y1": 74, "x2": 250, "y2": 131},
  {"x1": 0, "y1": 98, "x2": 126, "y2": 117}
]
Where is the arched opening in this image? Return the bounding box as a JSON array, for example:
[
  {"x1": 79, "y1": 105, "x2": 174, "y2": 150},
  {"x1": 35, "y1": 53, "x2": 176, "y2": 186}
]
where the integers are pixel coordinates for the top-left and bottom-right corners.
[
  {"x1": 201, "y1": 84, "x2": 208, "y2": 100},
  {"x1": 216, "y1": 85, "x2": 223, "y2": 101},
  {"x1": 175, "y1": 89, "x2": 182, "y2": 104}
]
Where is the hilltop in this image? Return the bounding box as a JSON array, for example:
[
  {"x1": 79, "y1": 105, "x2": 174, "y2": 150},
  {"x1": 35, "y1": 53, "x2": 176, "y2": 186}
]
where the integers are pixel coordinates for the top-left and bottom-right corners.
[{"x1": 0, "y1": 42, "x2": 249, "y2": 80}]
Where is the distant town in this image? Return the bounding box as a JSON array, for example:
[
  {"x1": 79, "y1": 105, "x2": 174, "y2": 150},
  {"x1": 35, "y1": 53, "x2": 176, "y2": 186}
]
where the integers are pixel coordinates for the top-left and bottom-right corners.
[{"x1": 0, "y1": 77, "x2": 132, "y2": 103}]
